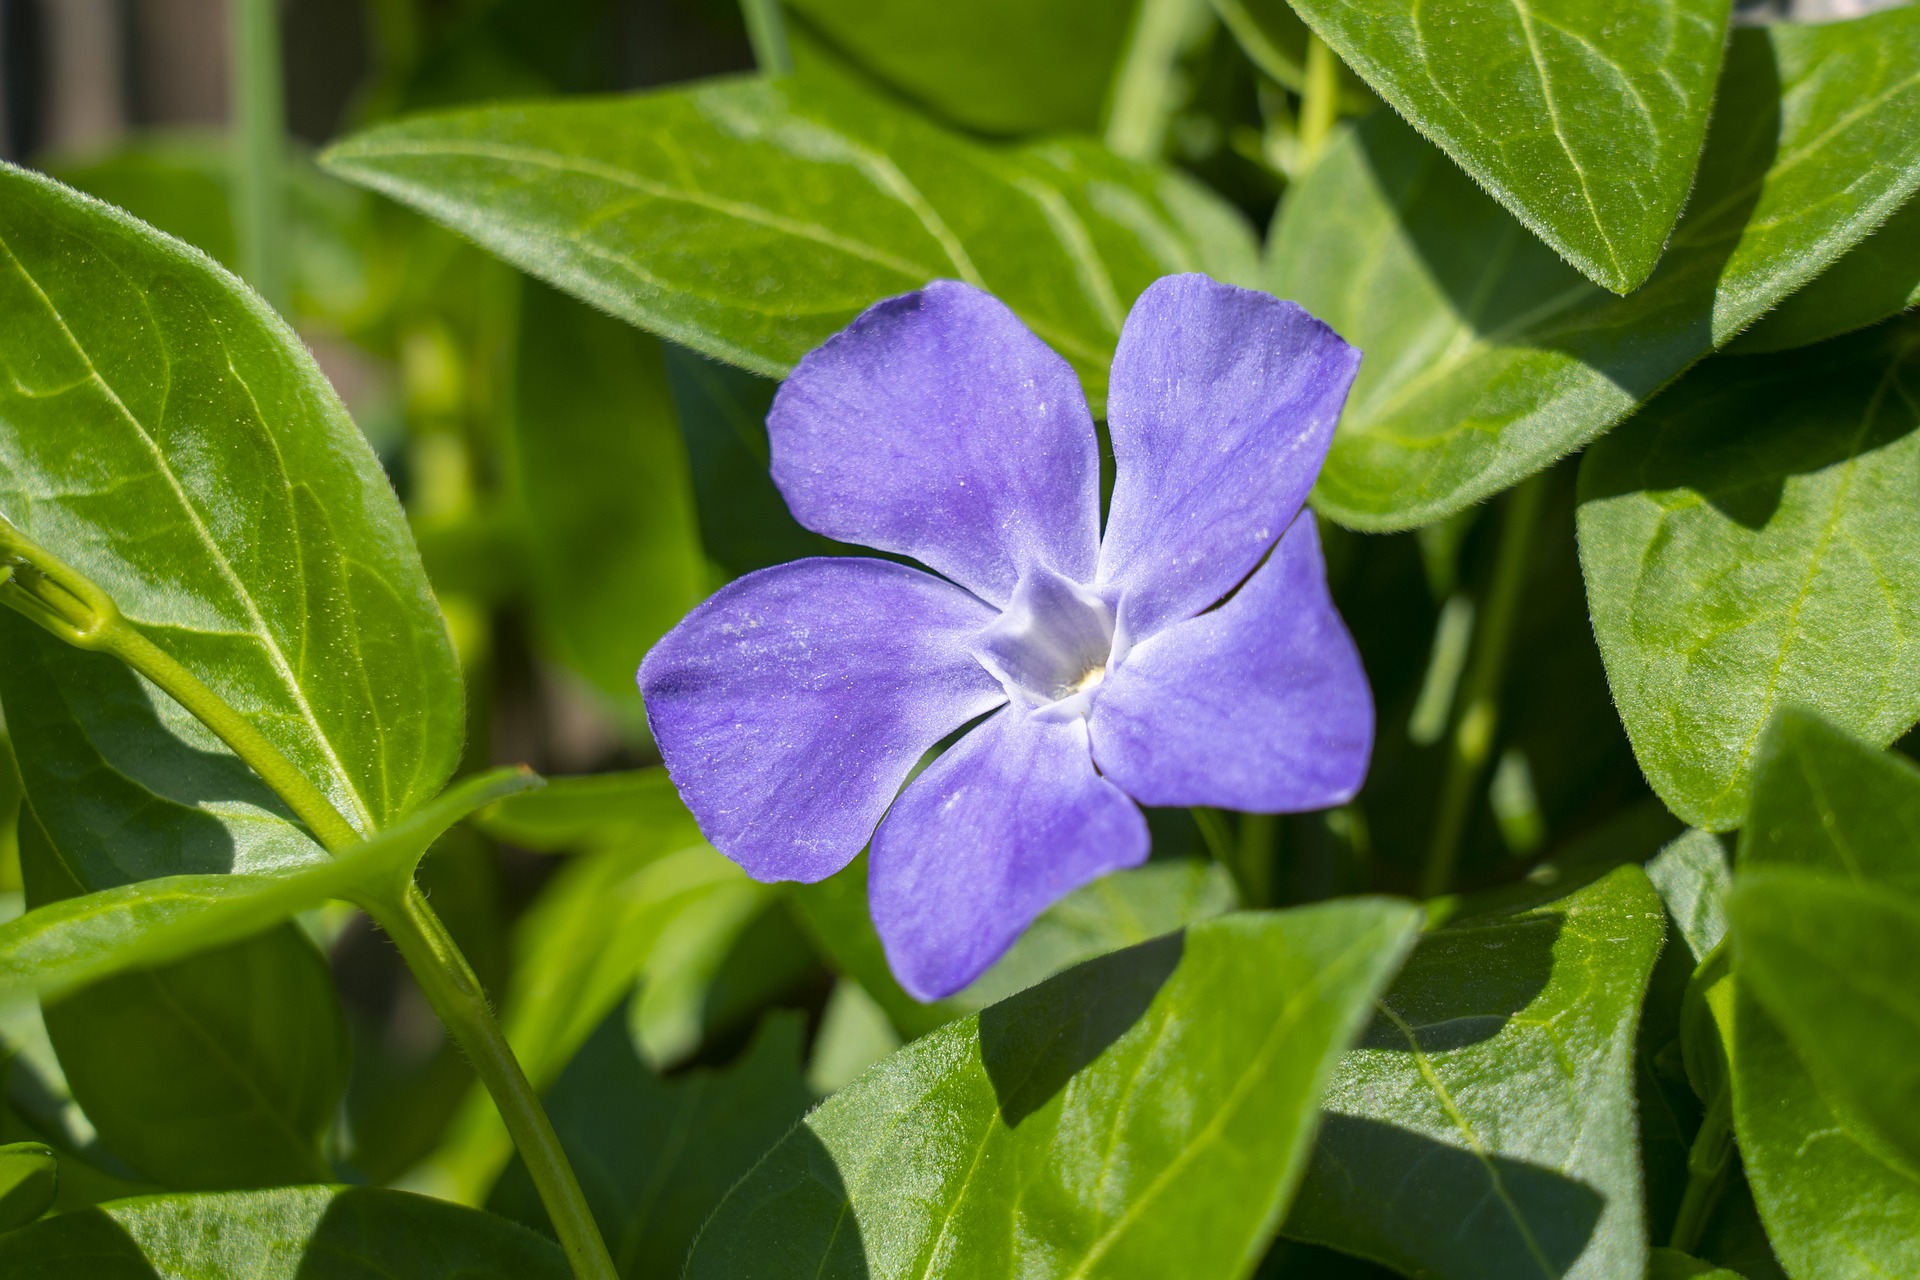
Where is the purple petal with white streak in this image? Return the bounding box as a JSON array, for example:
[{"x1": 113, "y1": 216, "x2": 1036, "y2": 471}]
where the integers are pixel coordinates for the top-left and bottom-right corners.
[
  {"x1": 870, "y1": 708, "x2": 1149, "y2": 1001},
  {"x1": 640, "y1": 557, "x2": 1005, "y2": 883},
  {"x1": 1097, "y1": 274, "x2": 1360, "y2": 645},
  {"x1": 1090, "y1": 512, "x2": 1372, "y2": 811},
  {"x1": 767, "y1": 280, "x2": 1101, "y2": 607}
]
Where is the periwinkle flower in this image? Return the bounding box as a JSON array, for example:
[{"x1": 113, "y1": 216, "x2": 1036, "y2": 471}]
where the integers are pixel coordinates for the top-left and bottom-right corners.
[{"x1": 641, "y1": 274, "x2": 1370, "y2": 1000}]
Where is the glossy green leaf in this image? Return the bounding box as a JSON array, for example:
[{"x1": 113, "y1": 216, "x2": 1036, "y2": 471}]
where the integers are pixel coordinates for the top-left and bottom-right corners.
[
  {"x1": 1269, "y1": 8, "x2": 1920, "y2": 530},
  {"x1": 1732, "y1": 711, "x2": 1920, "y2": 1280},
  {"x1": 784, "y1": 0, "x2": 1135, "y2": 136},
  {"x1": 1731, "y1": 195, "x2": 1920, "y2": 354},
  {"x1": 1284, "y1": 866, "x2": 1666, "y2": 1280},
  {"x1": 0, "y1": 1140, "x2": 57, "y2": 1231},
  {"x1": 1577, "y1": 322, "x2": 1920, "y2": 830},
  {"x1": 1728, "y1": 870, "x2": 1920, "y2": 1177},
  {"x1": 0, "y1": 770, "x2": 535, "y2": 1002},
  {"x1": 0, "y1": 1185, "x2": 570, "y2": 1278},
  {"x1": 1741, "y1": 706, "x2": 1920, "y2": 897},
  {"x1": 491, "y1": 1011, "x2": 813, "y2": 1278},
  {"x1": 0, "y1": 160, "x2": 461, "y2": 841},
  {"x1": 686, "y1": 901, "x2": 1420, "y2": 1279},
  {"x1": 321, "y1": 74, "x2": 1258, "y2": 409},
  {"x1": 510, "y1": 282, "x2": 705, "y2": 699},
  {"x1": 1286, "y1": 0, "x2": 1731, "y2": 294}
]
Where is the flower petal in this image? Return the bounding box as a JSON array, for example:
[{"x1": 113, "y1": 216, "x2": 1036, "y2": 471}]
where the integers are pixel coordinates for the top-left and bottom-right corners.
[
  {"x1": 1097, "y1": 274, "x2": 1360, "y2": 644},
  {"x1": 640, "y1": 557, "x2": 1005, "y2": 883},
  {"x1": 870, "y1": 708, "x2": 1149, "y2": 1001},
  {"x1": 768, "y1": 281, "x2": 1101, "y2": 607},
  {"x1": 1089, "y1": 512, "x2": 1372, "y2": 811}
]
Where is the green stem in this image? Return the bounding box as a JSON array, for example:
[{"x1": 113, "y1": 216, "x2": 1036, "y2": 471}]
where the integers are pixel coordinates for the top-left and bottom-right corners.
[
  {"x1": 1104, "y1": 0, "x2": 1208, "y2": 161},
  {"x1": 739, "y1": 0, "x2": 794, "y2": 76},
  {"x1": 370, "y1": 887, "x2": 618, "y2": 1280},
  {"x1": 1297, "y1": 33, "x2": 1340, "y2": 167},
  {"x1": 0, "y1": 525, "x2": 617, "y2": 1280},
  {"x1": 1419, "y1": 472, "x2": 1548, "y2": 898},
  {"x1": 231, "y1": 0, "x2": 290, "y2": 311},
  {"x1": 1235, "y1": 812, "x2": 1278, "y2": 908},
  {"x1": 1669, "y1": 1090, "x2": 1734, "y2": 1254}
]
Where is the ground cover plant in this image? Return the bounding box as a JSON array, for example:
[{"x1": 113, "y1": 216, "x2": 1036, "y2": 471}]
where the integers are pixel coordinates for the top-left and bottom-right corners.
[{"x1": 0, "y1": 0, "x2": 1915, "y2": 1276}]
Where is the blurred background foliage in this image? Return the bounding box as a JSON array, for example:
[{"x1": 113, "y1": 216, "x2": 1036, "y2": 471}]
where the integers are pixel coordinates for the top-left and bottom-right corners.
[{"x1": 0, "y1": 1, "x2": 1901, "y2": 1274}]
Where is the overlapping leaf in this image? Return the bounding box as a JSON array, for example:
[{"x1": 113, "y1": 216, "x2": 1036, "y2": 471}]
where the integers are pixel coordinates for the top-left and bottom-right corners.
[
  {"x1": 0, "y1": 1185, "x2": 569, "y2": 1277},
  {"x1": 1286, "y1": 0, "x2": 1731, "y2": 294},
  {"x1": 1578, "y1": 321, "x2": 1920, "y2": 830},
  {"x1": 1284, "y1": 866, "x2": 1666, "y2": 1280},
  {"x1": 0, "y1": 160, "x2": 462, "y2": 839},
  {"x1": 686, "y1": 902, "x2": 1419, "y2": 1280},
  {"x1": 321, "y1": 73, "x2": 1259, "y2": 409},
  {"x1": 1731, "y1": 196, "x2": 1920, "y2": 354},
  {"x1": 1270, "y1": 7, "x2": 1920, "y2": 529}
]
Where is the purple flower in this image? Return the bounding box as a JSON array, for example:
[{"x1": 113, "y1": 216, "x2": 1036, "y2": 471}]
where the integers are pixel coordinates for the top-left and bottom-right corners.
[{"x1": 640, "y1": 274, "x2": 1370, "y2": 1001}]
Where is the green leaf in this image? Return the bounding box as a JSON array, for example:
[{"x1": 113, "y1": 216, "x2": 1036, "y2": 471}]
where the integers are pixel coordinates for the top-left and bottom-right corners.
[
  {"x1": 0, "y1": 769, "x2": 536, "y2": 1002},
  {"x1": 1650, "y1": 1248, "x2": 1745, "y2": 1280},
  {"x1": 784, "y1": 0, "x2": 1135, "y2": 136},
  {"x1": 685, "y1": 901, "x2": 1420, "y2": 1279},
  {"x1": 0, "y1": 1141, "x2": 57, "y2": 1231},
  {"x1": 1286, "y1": 0, "x2": 1731, "y2": 294},
  {"x1": 471, "y1": 767, "x2": 692, "y2": 853},
  {"x1": 1731, "y1": 195, "x2": 1920, "y2": 354},
  {"x1": 510, "y1": 282, "x2": 706, "y2": 699},
  {"x1": 1283, "y1": 866, "x2": 1667, "y2": 1280},
  {"x1": 1645, "y1": 829, "x2": 1732, "y2": 964},
  {"x1": 0, "y1": 160, "x2": 462, "y2": 841},
  {"x1": 1269, "y1": 8, "x2": 1920, "y2": 530},
  {"x1": 1731, "y1": 711, "x2": 1920, "y2": 1280},
  {"x1": 1741, "y1": 706, "x2": 1920, "y2": 896},
  {"x1": 1577, "y1": 323, "x2": 1920, "y2": 830},
  {"x1": 1728, "y1": 869, "x2": 1920, "y2": 1178},
  {"x1": 491, "y1": 1010, "x2": 814, "y2": 1279},
  {"x1": 320, "y1": 74, "x2": 1258, "y2": 410},
  {"x1": 0, "y1": 1185, "x2": 570, "y2": 1278}
]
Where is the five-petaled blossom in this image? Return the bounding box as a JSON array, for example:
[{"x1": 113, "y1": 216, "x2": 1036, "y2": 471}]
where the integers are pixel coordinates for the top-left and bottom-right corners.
[{"x1": 640, "y1": 274, "x2": 1371, "y2": 1001}]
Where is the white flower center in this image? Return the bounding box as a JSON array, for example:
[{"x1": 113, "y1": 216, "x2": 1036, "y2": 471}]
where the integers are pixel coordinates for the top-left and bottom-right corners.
[{"x1": 969, "y1": 566, "x2": 1116, "y2": 719}]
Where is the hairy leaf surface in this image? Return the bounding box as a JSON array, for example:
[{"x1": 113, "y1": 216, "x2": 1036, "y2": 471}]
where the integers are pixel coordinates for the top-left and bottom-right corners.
[
  {"x1": 1270, "y1": 8, "x2": 1920, "y2": 529},
  {"x1": 1286, "y1": 0, "x2": 1731, "y2": 293},
  {"x1": 321, "y1": 74, "x2": 1258, "y2": 409},
  {"x1": 686, "y1": 902, "x2": 1419, "y2": 1280},
  {"x1": 0, "y1": 1185, "x2": 569, "y2": 1277},
  {"x1": 1284, "y1": 866, "x2": 1665, "y2": 1280},
  {"x1": 1578, "y1": 322, "x2": 1920, "y2": 830},
  {"x1": 1731, "y1": 196, "x2": 1920, "y2": 353}
]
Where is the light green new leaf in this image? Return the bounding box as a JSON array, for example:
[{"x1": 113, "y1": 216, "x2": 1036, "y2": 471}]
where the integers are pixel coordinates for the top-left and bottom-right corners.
[
  {"x1": 321, "y1": 73, "x2": 1258, "y2": 410},
  {"x1": 0, "y1": 770, "x2": 535, "y2": 1003},
  {"x1": 510, "y1": 282, "x2": 705, "y2": 699},
  {"x1": 1286, "y1": 0, "x2": 1731, "y2": 294},
  {"x1": 1270, "y1": 8, "x2": 1920, "y2": 530},
  {"x1": 0, "y1": 160, "x2": 462, "y2": 840},
  {"x1": 1732, "y1": 711, "x2": 1920, "y2": 1280},
  {"x1": 1732, "y1": 195, "x2": 1920, "y2": 354},
  {"x1": 0, "y1": 1141, "x2": 57, "y2": 1232},
  {"x1": 471, "y1": 767, "x2": 692, "y2": 853},
  {"x1": 686, "y1": 902, "x2": 1420, "y2": 1280},
  {"x1": 1728, "y1": 870, "x2": 1920, "y2": 1178},
  {"x1": 784, "y1": 0, "x2": 1135, "y2": 136},
  {"x1": 0, "y1": 1185, "x2": 569, "y2": 1278},
  {"x1": 491, "y1": 1011, "x2": 814, "y2": 1279},
  {"x1": 1284, "y1": 866, "x2": 1666, "y2": 1280},
  {"x1": 1577, "y1": 323, "x2": 1920, "y2": 830}
]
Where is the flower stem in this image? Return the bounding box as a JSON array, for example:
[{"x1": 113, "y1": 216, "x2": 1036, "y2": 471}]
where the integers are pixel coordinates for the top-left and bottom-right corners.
[
  {"x1": 369, "y1": 886, "x2": 618, "y2": 1280},
  {"x1": 230, "y1": 0, "x2": 290, "y2": 311},
  {"x1": 1296, "y1": 33, "x2": 1340, "y2": 168},
  {"x1": 1419, "y1": 472, "x2": 1548, "y2": 898},
  {"x1": 739, "y1": 0, "x2": 793, "y2": 76},
  {"x1": 1105, "y1": 0, "x2": 1208, "y2": 161},
  {"x1": 0, "y1": 524, "x2": 617, "y2": 1280},
  {"x1": 1669, "y1": 1090, "x2": 1734, "y2": 1255}
]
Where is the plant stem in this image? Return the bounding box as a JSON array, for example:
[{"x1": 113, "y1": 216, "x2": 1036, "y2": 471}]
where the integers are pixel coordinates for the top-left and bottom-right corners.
[
  {"x1": 739, "y1": 0, "x2": 793, "y2": 76},
  {"x1": 1296, "y1": 33, "x2": 1340, "y2": 167},
  {"x1": 231, "y1": 0, "x2": 290, "y2": 311},
  {"x1": 1104, "y1": 0, "x2": 1208, "y2": 161},
  {"x1": 1669, "y1": 1090, "x2": 1734, "y2": 1254},
  {"x1": 1419, "y1": 472, "x2": 1548, "y2": 898},
  {"x1": 371, "y1": 887, "x2": 618, "y2": 1280},
  {"x1": 1236, "y1": 812, "x2": 1278, "y2": 908}
]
